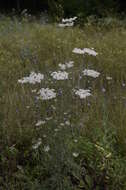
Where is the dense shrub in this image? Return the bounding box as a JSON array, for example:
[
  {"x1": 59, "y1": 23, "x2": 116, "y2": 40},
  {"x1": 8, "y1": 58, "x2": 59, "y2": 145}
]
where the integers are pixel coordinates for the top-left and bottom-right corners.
[
  {"x1": 47, "y1": 0, "x2": 119, "y2": 21},
  {"x1": 62, "y1": 0, "x2": 118, "y2": 17},
  {"x1": 0, "y1": 0, "x2": 126, "y2": 19}
]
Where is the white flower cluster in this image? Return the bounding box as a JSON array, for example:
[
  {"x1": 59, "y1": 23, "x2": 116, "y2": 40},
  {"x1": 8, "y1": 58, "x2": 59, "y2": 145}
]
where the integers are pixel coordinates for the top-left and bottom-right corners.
[
  {"x1": 74, "y1": 89, "x2": 91, "y2": 99},
  {"x1": 73, "y1": 48, "x2": 85, "y2": 54},
  {"x1": 35, "y1": 120, "x2": 46, "y2": 126},
  {"x1": 84, "y1": 48, "x2": 98, "y2": 56},
  {"x1": 18, "y1": 72, "x2": 44, "y2": 84},
  {"x1": 44, "y1": 145, "x2": 50, "y2": 152},
  {"x1": 73, "y1": 48, "x2": 98, "y2": 56},
  {"x1": 58, "y1": 61, "x2": 74, "y2": 70},
  {"x1": 62, "y1": 17, "x2": 77, "y2": 23},
  {"x1": 106, "y1": 76, "x2": 112, "y2": 80},
  {"x1": 66, "y1": 61, "x2": 74, "y2": 68},
  {"x1": 37, "y1": 88, "x2": 56, "y2": 100},
  {"x1": 83, "y1": 69, "x2": 100, "y2": 78},
  {"x1": 59, "y1": 16, "x2": 77, "y2": 27},
  {"x1": 32, "y1": 138, "x2": 42, "y2": 150},
  {"x1": 73, "y1": 152, "x2": 79, "y2": 158},
  {"x1": 59, "y1": 22, "x2": 74, "y2": 27},
  {"x1": 51, "y1": 71, "x2": 69, "y2": 80},
  {"x1": 58, "y1": 64, "x2": 66, "y2": 70}
]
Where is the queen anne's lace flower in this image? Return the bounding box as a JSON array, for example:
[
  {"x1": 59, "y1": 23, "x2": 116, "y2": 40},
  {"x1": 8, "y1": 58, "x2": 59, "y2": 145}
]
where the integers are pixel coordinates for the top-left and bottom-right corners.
[
  {"x1": 44, "y1": 145, "x2": 50, "y2": 152},
  {"x1": 32, "y1": 138, "x2": 42, "y2": 149},
  {"x1": 73, "y1": 48, "x2": 98, "y2": 56},
  {"x1": 37, "y1": 88, "x2": 56, "y2": 100},
  {"x1": 51, "y1": 71, "x2": 68, "y2": 80},
  {"x1": 32, "y1": 89, "x2": 37, "y2": 93},
  {"x1": 106, "y1": 76, "x2": 112, "y2": 80},
  {"x1": 73, "y1": 152, "x2": 79, "y2": 157},
  {"x1": 83, "y1": 48, "x2": 98, "y2": 56},
  {"x1": 59, "y1": 17, "x2": 77, "y2": 27},
  {"x1": 58, "y1": 63, "x2": 66, "y2": 70},
  {"x1": 58, "y1": 61, "x2": 74, "y2": 70},
  {"x1": 72, "y1": 48, "x2": 85, "y2": 54},
  {"x1": 65, "y1": 121, "x2": 70, "y2": 126},
  {"x1": 74, "y1": 139, "x2": 78, "y2": 143},
  {"x1": 59, "y1": 22, "x2": 74, "y2": 27},
  {"x1": 66, "y1": 61, "x2": 74, "y2": 68},
  {"x1": 83, "y1": 69, "x2": 100, "y2": 78},
  {"x1": 18, "y1": 72, "x2": 44, "y2": 84},
  {"x1": 46, "y1": 117, "x2": 53, "y2": 121},
  {"x1": 35, "y1": 120, "x2": 46, "y2": 126},
  {"x1": 74, "y1": 89, "x2": 91, "y2": 99},
  {"x1": 62, "y1": 17, "x2": 77, "y2": 23}
]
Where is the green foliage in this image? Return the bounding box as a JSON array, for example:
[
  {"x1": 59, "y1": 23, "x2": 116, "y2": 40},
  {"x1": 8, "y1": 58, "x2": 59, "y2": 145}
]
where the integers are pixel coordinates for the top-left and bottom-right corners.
[
  {"x1": 69, "y1": 136, "x2": 126, "y2": 189},
  {"x1": 48, "y1": 0, "x2": 64, "y2": 21},
  {"x1": 48, "y1": 0, "x2": 118, "y2": 20}
]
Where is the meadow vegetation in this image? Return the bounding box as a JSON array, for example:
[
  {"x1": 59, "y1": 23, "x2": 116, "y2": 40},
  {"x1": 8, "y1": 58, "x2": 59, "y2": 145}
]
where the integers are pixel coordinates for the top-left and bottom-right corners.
[{"x1": 0, "y1": 16, "x2": 126, "y2": 189}]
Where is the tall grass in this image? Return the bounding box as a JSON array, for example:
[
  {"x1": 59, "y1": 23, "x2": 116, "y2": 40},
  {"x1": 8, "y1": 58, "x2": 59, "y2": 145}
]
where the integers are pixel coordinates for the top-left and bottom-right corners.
[{"x1": 0, "y1": 16, "x2": 126, "y2": 189}]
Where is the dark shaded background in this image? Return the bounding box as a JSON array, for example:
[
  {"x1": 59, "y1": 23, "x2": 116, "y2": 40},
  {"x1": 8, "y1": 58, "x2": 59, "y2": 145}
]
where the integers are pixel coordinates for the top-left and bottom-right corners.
[
  {"x1": 0, "y1": 0, "x2": 48, "y2": 12},
  {"x1": 0, "y1": 0, "x2": 125, "y2": 16}
]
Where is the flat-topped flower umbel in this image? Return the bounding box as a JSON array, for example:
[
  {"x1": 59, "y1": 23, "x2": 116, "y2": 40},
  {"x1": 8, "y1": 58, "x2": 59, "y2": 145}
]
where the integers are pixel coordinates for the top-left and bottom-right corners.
[
  {"x1": 58, "y1": 61, "x2": 74, "y2": 70},
  {"x1": 74, "y1": 89, "x2": 91, "y2": 99},
  {"x1": 18, "y1": 72, "x2": 44, "y2": 84},
  {"x1": 62, "y1": 17, "x2": 77, "y2": 23},
  {"x1": 44, "y1": 145, "x2": 50, "y2": 152},
  {"x1": 37, "y1": 88, "x2": 56, "y2": 100},
  {"x1": 32, "y1": 138, "x2": 42, "y2": 150},
  {"x1": 59, "y1": 16, "x2": 77, "y2": 27},
  {"x1": 83, "y1": 48, "x2": 98, "y2": 56},
  {"x1": 72, "y1": 48, "x2": 85, "y2": 54},
  {"x1": 51, "y1": 71, "x2": 69, "y2": 80},
  {"x1": 83, "y1": 69, "x2": 100, "y2": 78},
  {"x1": 59, "y1": 22, "x2": 74, "y2": 27},
  {"x1": 73, "y1": 48, "x2": 98, "y2": 56},
  {"x1": 106, "y1": 76, "x2": 112, "y2": 80},
  {"x1": 35, "y1": 120, "x2": 46, "y2": 126}
]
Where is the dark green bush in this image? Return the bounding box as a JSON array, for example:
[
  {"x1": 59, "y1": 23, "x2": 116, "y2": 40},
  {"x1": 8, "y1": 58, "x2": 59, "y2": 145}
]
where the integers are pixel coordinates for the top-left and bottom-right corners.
[{"x1": 48, "y1": 0, "x2": 118, "y2": 20}]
